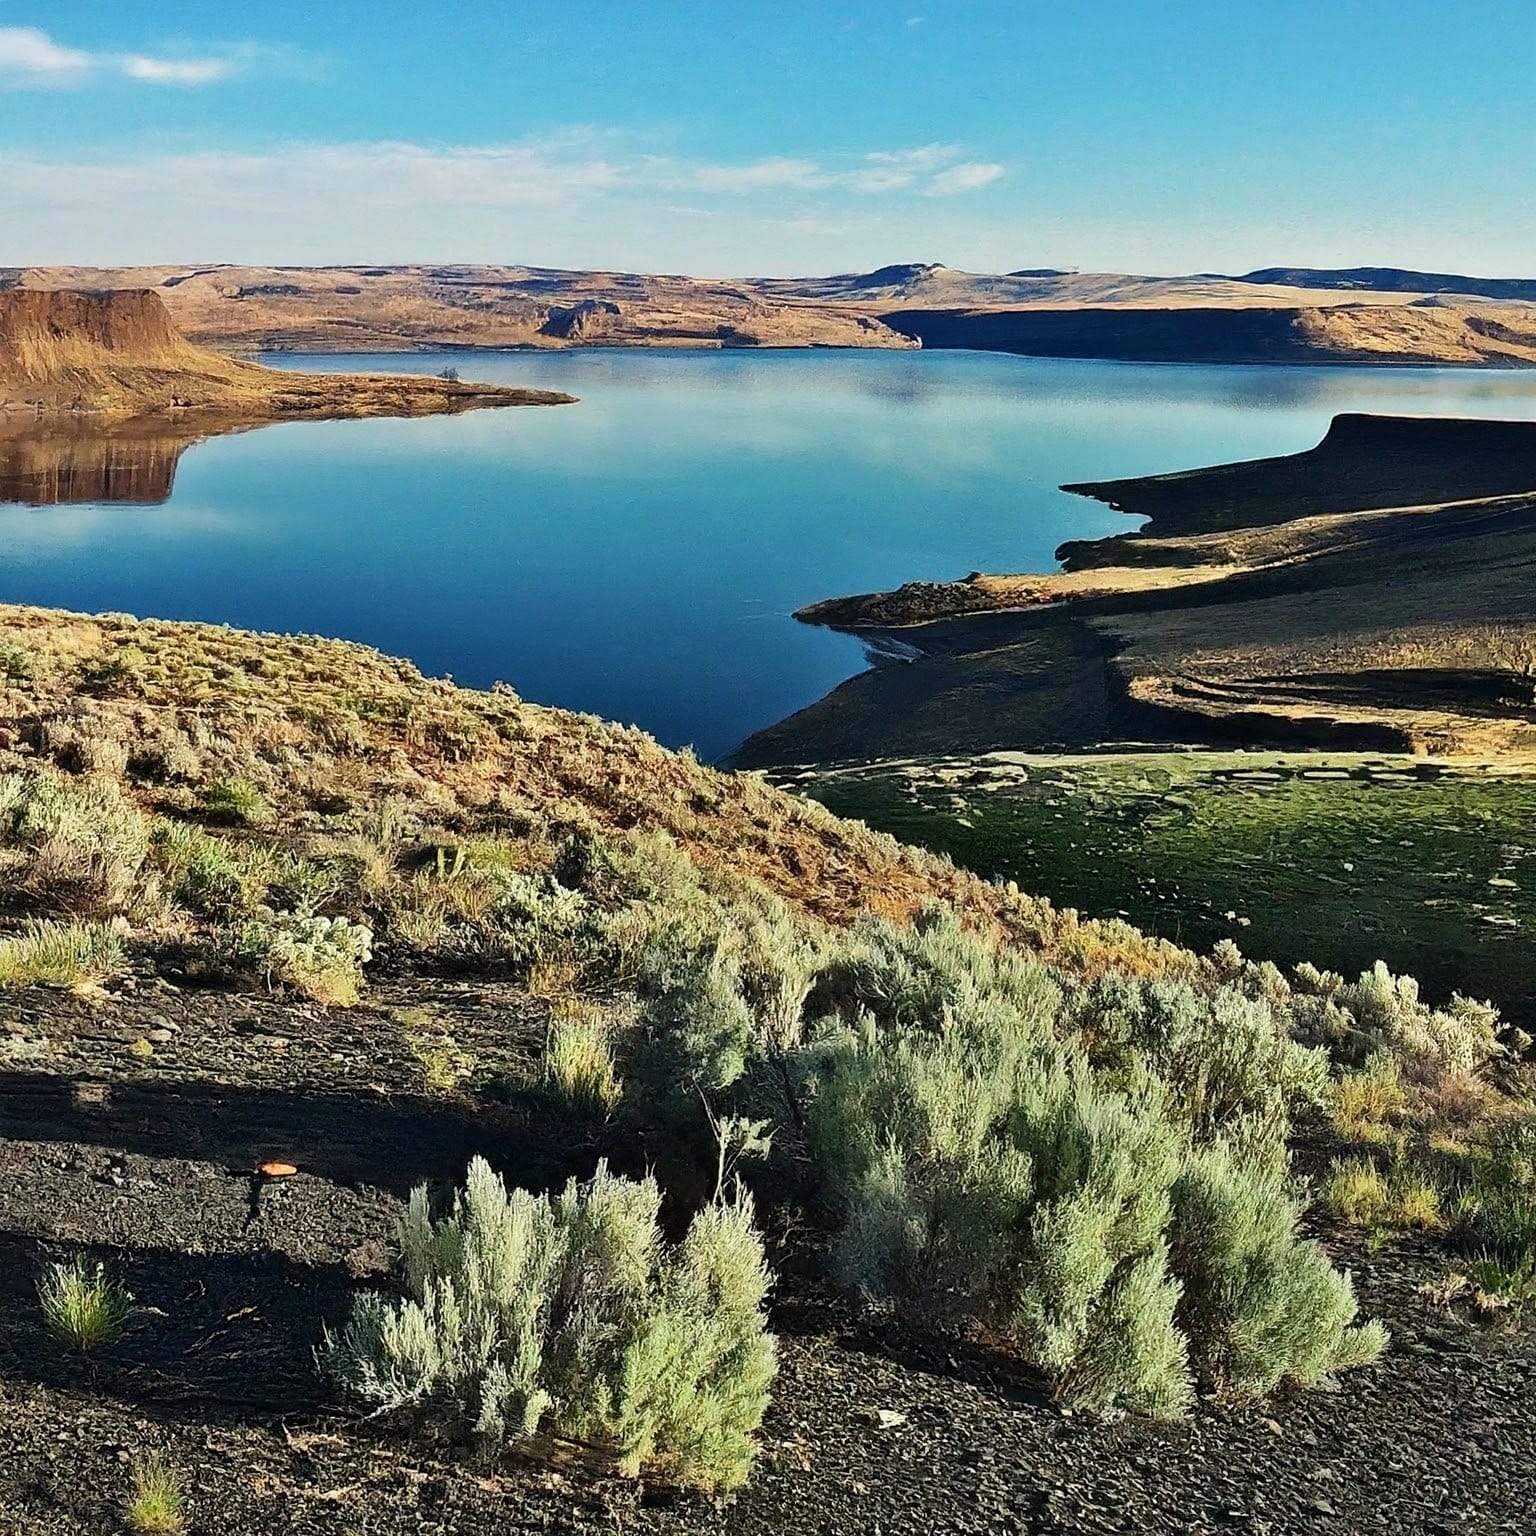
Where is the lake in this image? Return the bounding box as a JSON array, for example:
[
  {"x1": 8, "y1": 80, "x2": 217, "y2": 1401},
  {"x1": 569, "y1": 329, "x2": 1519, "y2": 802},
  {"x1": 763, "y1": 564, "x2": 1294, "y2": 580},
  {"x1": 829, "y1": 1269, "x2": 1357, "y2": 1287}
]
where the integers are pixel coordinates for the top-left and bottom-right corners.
[{"x1": 4, "y1": 349, "x2": 1536, "y2": 759}]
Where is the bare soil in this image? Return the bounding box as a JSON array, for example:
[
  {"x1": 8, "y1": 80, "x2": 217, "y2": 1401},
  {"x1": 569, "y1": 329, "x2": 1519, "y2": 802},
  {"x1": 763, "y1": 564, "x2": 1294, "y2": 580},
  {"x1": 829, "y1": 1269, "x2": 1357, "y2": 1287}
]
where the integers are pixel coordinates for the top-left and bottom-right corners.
[{"x1": 3, "y1": 965, "x2": 1534, "y2": 1535}]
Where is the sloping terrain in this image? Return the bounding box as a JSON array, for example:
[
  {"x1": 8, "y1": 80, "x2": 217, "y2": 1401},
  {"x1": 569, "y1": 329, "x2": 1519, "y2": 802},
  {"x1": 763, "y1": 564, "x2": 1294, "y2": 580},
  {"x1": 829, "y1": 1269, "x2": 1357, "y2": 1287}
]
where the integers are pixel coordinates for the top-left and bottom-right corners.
[
  {"x1": 0, "y1": 289, "x2": 573, "y2": 420},
  {"x1": 742, "y1": 415, "x2": 1536, "y2": 763},
  {"x1": 11, "y1": 262, "x2": 1536, "y2": 365},
  {"x1": 7, "y1": 265, "x2": 915, "y2": 353},
  {"x1": 0, "y1": 602, "x2": 1533, "y2": 1533}
]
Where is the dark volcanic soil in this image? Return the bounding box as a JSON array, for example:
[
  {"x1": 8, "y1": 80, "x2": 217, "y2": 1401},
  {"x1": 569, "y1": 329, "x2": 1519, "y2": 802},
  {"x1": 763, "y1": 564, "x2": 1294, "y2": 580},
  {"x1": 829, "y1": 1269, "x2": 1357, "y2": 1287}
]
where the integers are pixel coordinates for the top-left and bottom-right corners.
[{"x1": 1, "y1": 971, "x2": 1532, "y2": 1535}]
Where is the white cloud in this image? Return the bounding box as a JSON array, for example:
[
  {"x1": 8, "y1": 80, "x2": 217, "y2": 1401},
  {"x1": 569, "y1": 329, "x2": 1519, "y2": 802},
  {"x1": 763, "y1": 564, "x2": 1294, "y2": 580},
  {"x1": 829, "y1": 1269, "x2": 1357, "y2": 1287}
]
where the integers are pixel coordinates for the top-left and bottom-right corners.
[
  {"x1": 927, "y1": 162, "x2": 1006, "y2": 196},
  {"x1": 0, "y1": 26, "x2": 269, "y2": 89},
  {"x1": 0, "y1": 26, "x2": 92, "y2": 82},
  {"x1": 119, "y1": 54, "x2": 235, "y2": 86}
]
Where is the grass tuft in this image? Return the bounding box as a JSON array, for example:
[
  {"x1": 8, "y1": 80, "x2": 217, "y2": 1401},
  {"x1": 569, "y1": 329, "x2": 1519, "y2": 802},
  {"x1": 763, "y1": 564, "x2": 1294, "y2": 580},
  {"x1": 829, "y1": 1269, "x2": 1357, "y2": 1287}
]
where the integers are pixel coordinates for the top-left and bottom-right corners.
[
  {"x1": 38, "y1": 1255, "x2": 131, "y2": 1351},
  {"x1": 125, "y1": 1453, "x2": 186, "y2": 1535},
  {"x1": 0, "y1": 920, "x2": 123, "y2": 988}
]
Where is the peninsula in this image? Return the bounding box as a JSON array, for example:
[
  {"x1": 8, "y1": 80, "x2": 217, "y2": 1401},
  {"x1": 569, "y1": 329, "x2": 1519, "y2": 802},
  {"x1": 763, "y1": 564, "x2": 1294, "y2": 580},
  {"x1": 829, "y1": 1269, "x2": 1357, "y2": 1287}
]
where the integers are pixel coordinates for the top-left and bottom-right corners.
[{"x1": 743, "y1": 414, "x2": 1536, "y2": 763}]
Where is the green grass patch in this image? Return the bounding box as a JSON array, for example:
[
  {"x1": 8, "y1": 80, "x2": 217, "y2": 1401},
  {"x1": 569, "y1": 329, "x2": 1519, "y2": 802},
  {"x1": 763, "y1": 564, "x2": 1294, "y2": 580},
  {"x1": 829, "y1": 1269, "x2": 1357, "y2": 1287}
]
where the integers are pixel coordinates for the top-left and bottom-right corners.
[{"x1": 791, "y1": 752, "x2": 1536, "y2": 1024}]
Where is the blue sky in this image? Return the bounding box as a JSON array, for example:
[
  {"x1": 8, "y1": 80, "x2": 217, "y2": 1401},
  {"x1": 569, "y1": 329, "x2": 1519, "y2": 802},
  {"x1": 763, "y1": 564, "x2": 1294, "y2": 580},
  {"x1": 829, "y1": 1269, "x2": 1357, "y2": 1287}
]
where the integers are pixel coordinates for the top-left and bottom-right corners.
[{"x1": 3, "y1": 1, "x2": 1533, "y2": 274}]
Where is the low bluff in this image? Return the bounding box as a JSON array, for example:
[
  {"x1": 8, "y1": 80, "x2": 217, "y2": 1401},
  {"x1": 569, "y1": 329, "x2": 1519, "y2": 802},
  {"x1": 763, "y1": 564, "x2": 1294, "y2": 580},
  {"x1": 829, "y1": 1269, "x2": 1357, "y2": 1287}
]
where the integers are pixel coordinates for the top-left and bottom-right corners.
[
  {"x1": 0, "y1": 288, "x2": 575, "y2": 422},
  {"x1": 0, "y1": 289, "x2": 194, "y2": 379}
]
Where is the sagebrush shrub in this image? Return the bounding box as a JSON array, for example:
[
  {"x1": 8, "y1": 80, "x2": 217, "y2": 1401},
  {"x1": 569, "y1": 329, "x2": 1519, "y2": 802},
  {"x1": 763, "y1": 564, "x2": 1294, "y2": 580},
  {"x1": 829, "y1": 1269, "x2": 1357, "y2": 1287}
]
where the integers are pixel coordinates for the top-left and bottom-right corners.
[
  {"x1": 1076, "y1": 973, "x2": 1329, "y2": 1157},
  {"x1": 0, "y1": 768, "x2": 150, "y2": 916},
  {"x1": 237, "y1": 909, "x2": 373, "y2": 1006},
  {"x1": 324, "y1": 1158, "x2": 776, "y2": 1491},
  {"x1": 801, "y1": 907, "x2": 1385, "y2": 1416},
  {"x1": 1006, "y1": 1074, "x2": 1192, "y2": 1418},
  {"x1": 1170, "y1": 1144, "x2": 1387, "y2": 1396},
  {"x1": 1295, "y1": 961, "x2": 1507, "y2": 1083}
]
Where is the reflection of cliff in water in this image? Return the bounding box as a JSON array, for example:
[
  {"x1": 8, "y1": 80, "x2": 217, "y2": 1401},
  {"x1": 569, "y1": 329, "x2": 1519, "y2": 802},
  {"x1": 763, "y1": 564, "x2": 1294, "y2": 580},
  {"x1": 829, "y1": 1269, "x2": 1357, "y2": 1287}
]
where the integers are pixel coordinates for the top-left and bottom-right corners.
[{"x1": 0, "y1": 420, "x2": 218, "y2": 506}]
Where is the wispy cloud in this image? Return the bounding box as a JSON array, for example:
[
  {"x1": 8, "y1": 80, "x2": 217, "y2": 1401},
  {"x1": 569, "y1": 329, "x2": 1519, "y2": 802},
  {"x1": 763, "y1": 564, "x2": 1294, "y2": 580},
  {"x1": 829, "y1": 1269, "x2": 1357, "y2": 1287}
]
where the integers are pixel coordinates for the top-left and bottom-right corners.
[
  {"x1": 0, "y1": 26, "x2": 273, "y2": 89},
  {"x1": 927, "y1": 162, "x2": 1006, "y2": 196},
  {"x1": 2, "y1": 135, "x2": 1005, "y2": 210},
  {"x1": 662, "y1": 143, "x2": 1004, "y2": 198},
  {"x1": 1, "y1": 132, "x2": 1009, "y2": 271}
]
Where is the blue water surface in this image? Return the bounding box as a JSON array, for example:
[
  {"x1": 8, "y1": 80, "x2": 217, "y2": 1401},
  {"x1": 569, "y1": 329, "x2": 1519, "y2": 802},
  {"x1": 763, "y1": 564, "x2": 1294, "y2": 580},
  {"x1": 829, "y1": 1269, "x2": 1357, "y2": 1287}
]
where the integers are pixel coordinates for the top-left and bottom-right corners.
[{"x1": 4, "y1": 348, "x2": 1536, "y2": 758}]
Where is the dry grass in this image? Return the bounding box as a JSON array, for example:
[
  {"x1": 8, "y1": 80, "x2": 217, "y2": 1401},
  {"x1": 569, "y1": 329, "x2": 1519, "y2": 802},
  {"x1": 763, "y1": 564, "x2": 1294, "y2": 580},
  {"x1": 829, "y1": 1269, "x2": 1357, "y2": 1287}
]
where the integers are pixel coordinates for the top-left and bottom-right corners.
[
  {"x1": 0, "y1": 602, "x2": 1186, "y2": 1001},
  {"x1": 0, "y1": 289, "x2": 575, "y2": 421}
]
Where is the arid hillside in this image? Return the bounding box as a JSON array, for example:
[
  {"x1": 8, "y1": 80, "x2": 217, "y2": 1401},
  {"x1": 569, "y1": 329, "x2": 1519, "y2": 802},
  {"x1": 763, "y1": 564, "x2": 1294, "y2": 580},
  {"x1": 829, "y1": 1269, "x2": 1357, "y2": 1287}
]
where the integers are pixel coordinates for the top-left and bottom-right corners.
[
  {"x1": 0, "y1": 289, "x2": 574, "y2": 420},
  {"x1": 5, "y1": 265, "x2": 916, "y2": 353},
  {"x1": 10, "y1": 261, "x2": 1536, "y2": 365},
  {"x1": 0, "y1": 600, "x2": 1532, "y2": 1533},
  {"x1": 878, "y1": 300, "x2": 1536, "y2": 365}
]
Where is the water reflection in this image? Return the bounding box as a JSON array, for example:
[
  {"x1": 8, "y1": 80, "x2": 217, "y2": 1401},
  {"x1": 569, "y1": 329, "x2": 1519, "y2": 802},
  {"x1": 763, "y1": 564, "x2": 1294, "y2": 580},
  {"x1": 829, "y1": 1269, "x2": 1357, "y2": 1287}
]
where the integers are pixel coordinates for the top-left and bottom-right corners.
[
  {"x1": 3, "y1": 352, "x2": 1536, "y2": 758},
  {"x1": 0, "y1": 419, "x2": 223, "y2": 506}
]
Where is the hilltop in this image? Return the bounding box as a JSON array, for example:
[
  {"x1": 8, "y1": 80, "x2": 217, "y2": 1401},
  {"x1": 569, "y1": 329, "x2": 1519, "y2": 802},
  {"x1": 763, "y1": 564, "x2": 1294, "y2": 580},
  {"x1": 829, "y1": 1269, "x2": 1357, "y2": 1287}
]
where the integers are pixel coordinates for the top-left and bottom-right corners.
[
  {"x1": 0, "y1": 289, "x2": 573, "y2": 421},
  {"x1": 10, "y1": 262, "x2": 1536, "y2": 365}
]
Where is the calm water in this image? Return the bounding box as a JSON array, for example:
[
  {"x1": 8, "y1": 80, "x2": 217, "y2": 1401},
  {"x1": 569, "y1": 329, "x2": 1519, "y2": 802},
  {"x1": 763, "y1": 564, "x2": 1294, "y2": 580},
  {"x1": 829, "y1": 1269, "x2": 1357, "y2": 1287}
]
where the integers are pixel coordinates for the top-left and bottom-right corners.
[{"x1": 4, "y1": 349, "x2": 1536, "y2": 758}]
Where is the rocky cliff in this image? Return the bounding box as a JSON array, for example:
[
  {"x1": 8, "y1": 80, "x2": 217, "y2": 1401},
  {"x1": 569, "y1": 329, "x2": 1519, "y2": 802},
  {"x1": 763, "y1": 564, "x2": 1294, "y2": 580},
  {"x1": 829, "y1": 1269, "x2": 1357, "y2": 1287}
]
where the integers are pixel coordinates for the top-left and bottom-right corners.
[{"x1": 0, "y1": 289, "x2": 574, "y2": 421}]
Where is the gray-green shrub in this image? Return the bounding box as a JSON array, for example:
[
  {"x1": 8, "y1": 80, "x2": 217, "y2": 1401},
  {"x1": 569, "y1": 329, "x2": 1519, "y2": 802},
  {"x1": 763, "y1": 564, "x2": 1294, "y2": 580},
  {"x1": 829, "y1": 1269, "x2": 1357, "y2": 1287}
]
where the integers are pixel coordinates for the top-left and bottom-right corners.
[
  {"x1": 799, "y1": 906, "x2": 1386, "y2": 1417},
  {"x1": 0, "y1": 768, "x2": 150, "y2": 916},
  {"x1": 323, "y1": 1157, "x2": 776, "y2": 1490},
  {"x1": 1171, "y1": 1143, "x2": 1387, "y2": 1395}
]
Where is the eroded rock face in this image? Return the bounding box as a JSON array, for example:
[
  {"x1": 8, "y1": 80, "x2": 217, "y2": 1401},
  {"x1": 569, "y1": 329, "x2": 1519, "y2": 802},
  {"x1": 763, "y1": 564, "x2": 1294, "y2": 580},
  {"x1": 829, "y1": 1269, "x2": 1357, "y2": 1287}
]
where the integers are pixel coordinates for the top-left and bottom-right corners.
[
  {"x1": 0, "y1": 288, "x2": 575, "y2": 421},
  {"x1": 0, "y1": 289, "x2": 196, "y2": 388},
  {"x1": 539, "y1": 299, "x2": 623, "y2": 340}
]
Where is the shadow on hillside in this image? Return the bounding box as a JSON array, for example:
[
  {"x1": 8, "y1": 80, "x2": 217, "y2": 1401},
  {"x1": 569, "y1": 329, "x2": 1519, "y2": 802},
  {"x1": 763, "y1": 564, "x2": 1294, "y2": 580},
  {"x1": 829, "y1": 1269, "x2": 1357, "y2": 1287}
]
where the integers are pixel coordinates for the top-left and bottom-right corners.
[
  {"x1": 0, "y1": 1069, "x2": 597, "y2": 1198},
  {"x1": 0, "y1": 1230, "x2": 348, "y2": 1418}
]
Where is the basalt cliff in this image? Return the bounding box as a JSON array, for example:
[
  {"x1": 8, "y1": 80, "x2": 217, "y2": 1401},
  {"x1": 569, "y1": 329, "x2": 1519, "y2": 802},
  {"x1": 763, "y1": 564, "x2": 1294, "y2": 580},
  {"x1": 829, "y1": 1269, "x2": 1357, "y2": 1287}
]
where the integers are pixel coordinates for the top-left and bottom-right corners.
[{"x1": 0, "y1": 288, "x2": 572, "y2": 422}]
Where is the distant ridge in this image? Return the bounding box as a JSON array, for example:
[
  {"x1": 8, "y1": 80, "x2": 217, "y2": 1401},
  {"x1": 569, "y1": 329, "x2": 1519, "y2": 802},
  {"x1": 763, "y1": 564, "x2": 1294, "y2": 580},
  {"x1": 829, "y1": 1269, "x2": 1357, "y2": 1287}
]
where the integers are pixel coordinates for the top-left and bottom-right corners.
[
  {"x1": 0, "y1": 288, "x2": 572, "y2": 419},
  {"x1": 15, "y1": 262, "x2": 1536, "y2": 366},
  {"x1": 1236, "y1": 267, "x2": 1536, "y2": 303}
]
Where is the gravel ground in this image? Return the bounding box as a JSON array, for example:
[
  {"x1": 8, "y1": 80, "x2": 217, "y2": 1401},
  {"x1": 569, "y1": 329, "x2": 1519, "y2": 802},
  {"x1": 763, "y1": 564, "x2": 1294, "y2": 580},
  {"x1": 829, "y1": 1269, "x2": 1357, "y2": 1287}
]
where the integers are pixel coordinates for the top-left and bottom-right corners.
[{"x1": 0, "y1": 974, "x2": 1531, "y2": 1535}]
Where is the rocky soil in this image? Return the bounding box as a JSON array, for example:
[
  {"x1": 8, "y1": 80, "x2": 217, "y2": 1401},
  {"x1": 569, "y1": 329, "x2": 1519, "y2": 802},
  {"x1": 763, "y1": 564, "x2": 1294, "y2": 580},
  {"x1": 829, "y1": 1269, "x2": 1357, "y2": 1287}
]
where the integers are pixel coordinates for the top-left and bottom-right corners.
[{"x1": 1, "y1": 967, "x2": 1531, "y2": 1535}]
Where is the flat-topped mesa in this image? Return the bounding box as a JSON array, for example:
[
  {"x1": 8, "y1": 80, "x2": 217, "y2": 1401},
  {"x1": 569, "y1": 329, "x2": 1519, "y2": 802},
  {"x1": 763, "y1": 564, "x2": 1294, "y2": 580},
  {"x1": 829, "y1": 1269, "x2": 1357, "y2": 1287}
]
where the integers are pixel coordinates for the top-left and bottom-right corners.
[
  {"x1": 0, "y1": 289, "x2": 196, "y2": 377},
  {"x1": 1062, "y1": 412, "x2": 1536, "y2": 543},
  {"x1": 0, "y1": 288, "x2": 575, "y2": 421}
]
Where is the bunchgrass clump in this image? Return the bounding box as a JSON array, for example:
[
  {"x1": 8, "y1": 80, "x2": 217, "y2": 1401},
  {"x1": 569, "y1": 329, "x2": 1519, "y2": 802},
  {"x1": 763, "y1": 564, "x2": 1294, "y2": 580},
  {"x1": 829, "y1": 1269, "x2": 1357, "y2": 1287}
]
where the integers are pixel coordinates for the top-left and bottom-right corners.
[
  {"x1": 38, "y1": 1255, "x2": 131, "y2": 1351},
  {"x1": 201, "y1": 776, "x2": 272, "y2": 828},
  {"x1": 124, "y1": 1453, "x2": 186, "y2": 1535},
  {"x1": 323, "y1": 1157, "x2": 777, "y2": 1491},
  {"x1": 544, "y1": 1003, "x2": 622, "y2": 1114},
  {"x1": 0, "y1": 920, "x2": 123, "y2": 987},
  {"x1": 1331, "y1": 1053, "x2": 1409, "y2": 1142}
]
